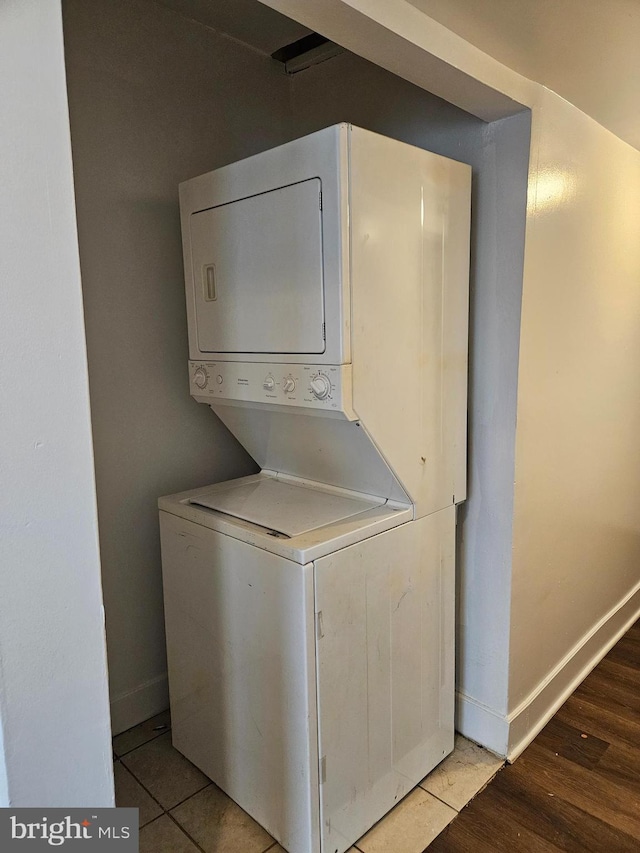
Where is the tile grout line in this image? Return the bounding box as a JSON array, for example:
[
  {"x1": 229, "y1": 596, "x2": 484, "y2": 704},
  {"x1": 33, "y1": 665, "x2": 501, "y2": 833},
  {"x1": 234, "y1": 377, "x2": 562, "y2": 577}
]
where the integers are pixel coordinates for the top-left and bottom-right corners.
[
  {"x1": 117, "y1": 757, "x2": 231, "y2": 852},
  {"x1": 165, "y1": 809, "x2": 210, "y2": 853},
  {"x1": 118, "y1": 754, "x2": 213, "y2": 823},
  {"x1": 167, "y1": 781, "x2": 213, "y2": 813},
  {"x1": 115, "y1": 759, "x2": 165, "y2": 815},
  {"x1": 416, "y1": 784, "x2": 464, "y2": 812},
  {"x1": 168, "y1": 783, "x2": 280, "y2": 852},
  {"x1": 137, "y1": 812, "x2": 213, "y2": 853},
  {"x1": 113, "y1": 725, "x2": 171, "y2": 759},
  {"x1": 353, "y1": 768, "x2": 503, "y2": 853},
  {"x1": 113, "y1": 728, "x2": 208, "y2": 852},
  {"x1": 113, "y1": 760, "x2": 166, "y2": 828},
  {"x1": 115, "y1": 740, "x2": 214, "y2": 833},
  {"x1": 138, "y1": 814, "x2": 164, "y2": 831},
  {"x1": 115, "y1": 737, "x2": 279, "y2": 851}
]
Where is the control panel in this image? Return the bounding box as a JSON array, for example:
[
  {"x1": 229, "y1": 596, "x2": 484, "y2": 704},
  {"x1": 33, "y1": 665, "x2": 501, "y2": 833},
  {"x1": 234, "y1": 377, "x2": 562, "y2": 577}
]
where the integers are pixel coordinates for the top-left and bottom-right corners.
[{"x1": 189, "y1": 360, "x2": 355, "y2": 418}]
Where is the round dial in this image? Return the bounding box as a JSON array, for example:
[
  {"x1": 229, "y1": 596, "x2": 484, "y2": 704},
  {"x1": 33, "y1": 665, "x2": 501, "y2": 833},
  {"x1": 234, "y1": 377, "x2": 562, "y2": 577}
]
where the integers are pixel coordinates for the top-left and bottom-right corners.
[
  {"x1": 310, "y1": 373, "x2": 331, "y2": 400},
  {"x1": 283, "y1": 376, "x2": 296, "y2": 393},
  {"x1": 263, "y1": 375, "x2": 276, "y2": 391},
  {"x1": 193, "y1": 367, "x2": 209, "y2": 389}
]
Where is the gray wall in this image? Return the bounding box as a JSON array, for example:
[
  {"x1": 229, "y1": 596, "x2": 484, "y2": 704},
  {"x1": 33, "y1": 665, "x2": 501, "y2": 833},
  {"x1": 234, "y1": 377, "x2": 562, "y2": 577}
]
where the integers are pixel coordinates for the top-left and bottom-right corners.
[{"x1": 63, "y1": 0, "x2": 290, "y2": 732}]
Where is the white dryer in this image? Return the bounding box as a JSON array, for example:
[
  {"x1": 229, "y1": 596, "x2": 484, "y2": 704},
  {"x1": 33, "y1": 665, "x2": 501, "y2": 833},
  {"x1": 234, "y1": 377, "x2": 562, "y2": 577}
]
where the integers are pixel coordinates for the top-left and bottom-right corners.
[{"x1": 159, "y1": 124, "x2": 471, "y2": 853}]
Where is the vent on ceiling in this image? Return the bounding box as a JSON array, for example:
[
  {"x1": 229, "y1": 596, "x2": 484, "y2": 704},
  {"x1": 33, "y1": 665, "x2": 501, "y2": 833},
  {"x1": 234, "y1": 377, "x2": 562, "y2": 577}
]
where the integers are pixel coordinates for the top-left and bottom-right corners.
[{"x1": 271, "y1": 32, "x2": 344, "y2": 74}]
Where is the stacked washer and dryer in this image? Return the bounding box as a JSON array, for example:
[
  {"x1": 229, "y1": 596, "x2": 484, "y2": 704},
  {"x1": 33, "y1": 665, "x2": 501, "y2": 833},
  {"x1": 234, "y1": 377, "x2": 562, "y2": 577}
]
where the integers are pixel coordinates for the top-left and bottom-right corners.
[{"x1": 159, "y1": 124, "x2": 471, "y2": 853}]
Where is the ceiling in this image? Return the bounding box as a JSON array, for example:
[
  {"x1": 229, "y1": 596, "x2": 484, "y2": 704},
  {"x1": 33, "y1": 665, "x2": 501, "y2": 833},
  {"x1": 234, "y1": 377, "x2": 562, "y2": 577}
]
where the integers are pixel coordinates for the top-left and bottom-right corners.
[
  {"x1": 156, "y1": 0, "x2": 640, "y2": 151},
  {"x1": 408, "y1": 0, "x2": 640, "y2": 151}
]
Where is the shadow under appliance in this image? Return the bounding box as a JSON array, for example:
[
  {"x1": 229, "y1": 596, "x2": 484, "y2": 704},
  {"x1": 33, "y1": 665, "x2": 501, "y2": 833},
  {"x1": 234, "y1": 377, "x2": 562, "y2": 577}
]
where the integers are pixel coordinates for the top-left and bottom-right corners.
[{"x1": 159, "y1": 124, "x2": 471, "y2": 853}]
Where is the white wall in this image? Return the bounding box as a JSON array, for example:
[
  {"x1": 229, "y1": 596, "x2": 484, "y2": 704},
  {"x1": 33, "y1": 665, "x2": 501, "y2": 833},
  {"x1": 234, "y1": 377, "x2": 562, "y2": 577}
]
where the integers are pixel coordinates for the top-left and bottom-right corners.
[
  {"x1": 506, "y1": 88, "x2": 640, "y2": 755},
  {"x1": 62, "y1": 0, "x2": 292, "y2": 733},
  {"x1": 0, "y1": 0, "x2": 113, "y2": 805},
  {"x1": 409, "y1": 0, "x2": 640, "y2": 152}
]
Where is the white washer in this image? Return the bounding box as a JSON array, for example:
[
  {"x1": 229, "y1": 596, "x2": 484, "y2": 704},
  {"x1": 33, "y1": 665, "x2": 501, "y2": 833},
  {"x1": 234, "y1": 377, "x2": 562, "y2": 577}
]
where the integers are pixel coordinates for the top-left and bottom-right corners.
[{"x1": 160, "y1": 124, "x2": 471, "y2": 853}]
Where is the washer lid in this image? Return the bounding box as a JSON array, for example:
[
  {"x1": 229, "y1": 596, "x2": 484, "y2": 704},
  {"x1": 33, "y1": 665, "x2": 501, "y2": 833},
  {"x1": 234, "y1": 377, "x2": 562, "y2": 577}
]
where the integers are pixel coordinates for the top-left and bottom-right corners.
[{"x1": 189, "y1": 476, "x2": 385, "y2": 538}]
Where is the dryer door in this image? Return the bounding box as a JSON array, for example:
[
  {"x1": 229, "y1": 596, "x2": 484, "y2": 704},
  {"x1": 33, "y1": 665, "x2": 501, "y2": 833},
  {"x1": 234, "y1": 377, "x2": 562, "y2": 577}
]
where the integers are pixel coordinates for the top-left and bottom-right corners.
[{"x1": 189, "y1": 178, "x2": 325, "y2": 355}]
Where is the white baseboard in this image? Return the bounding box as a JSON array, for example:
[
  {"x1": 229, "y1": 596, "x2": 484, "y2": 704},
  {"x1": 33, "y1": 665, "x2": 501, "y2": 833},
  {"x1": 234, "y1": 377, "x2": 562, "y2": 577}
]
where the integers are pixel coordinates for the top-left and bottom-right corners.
[
  {"x1": 506, "y1": 579, "x2": 640, "y2": 761},
  {"x1": 455, "y1": 692, "x2": 510, "y2": 757},
  {"x1": 110, "y1": 673, "x2": 169, "y2": 736},
  {"x1": 455, "y1": 579, "x2": 640, "y2": 762}
]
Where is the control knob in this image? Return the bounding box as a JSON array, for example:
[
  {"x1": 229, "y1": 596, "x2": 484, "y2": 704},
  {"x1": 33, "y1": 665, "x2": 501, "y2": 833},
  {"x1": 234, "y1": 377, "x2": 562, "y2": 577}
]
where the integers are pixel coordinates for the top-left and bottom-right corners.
[
  {"x1": 283, "y1": 376, "x2": 296, "y2": 393},
  {"x1": 193, "y1": 367, "x2": 209, "y2": 389},
  {"x1": 310, "y1": 373, "x2": 331, "y2": 400},
  {"x1": 263, "y1": 375, "x2": 276, "y2": 391}
]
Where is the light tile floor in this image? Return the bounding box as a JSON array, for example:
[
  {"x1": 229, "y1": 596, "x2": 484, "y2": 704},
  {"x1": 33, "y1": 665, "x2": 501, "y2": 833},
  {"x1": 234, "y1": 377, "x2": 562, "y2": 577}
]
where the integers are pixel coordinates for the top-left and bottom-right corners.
[{"x1": 113, "y1": 715, "x2": 504, "y2": 853}]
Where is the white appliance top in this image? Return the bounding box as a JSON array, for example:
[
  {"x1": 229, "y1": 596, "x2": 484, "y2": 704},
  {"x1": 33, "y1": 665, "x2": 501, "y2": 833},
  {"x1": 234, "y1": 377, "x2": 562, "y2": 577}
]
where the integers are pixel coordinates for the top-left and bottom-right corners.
[
  {"x1": 189, "y1": 476, "x2": 385, "y2": 538},
  {"x1": 160, "y1": 473, "x2": 412, "y2": 563}
]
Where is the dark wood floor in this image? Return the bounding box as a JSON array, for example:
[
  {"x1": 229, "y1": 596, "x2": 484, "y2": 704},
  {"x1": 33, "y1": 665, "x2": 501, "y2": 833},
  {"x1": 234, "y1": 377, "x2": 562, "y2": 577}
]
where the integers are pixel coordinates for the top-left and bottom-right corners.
[{"x1": 428, "y1": 618, "x2": 640, "y2": 852}]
